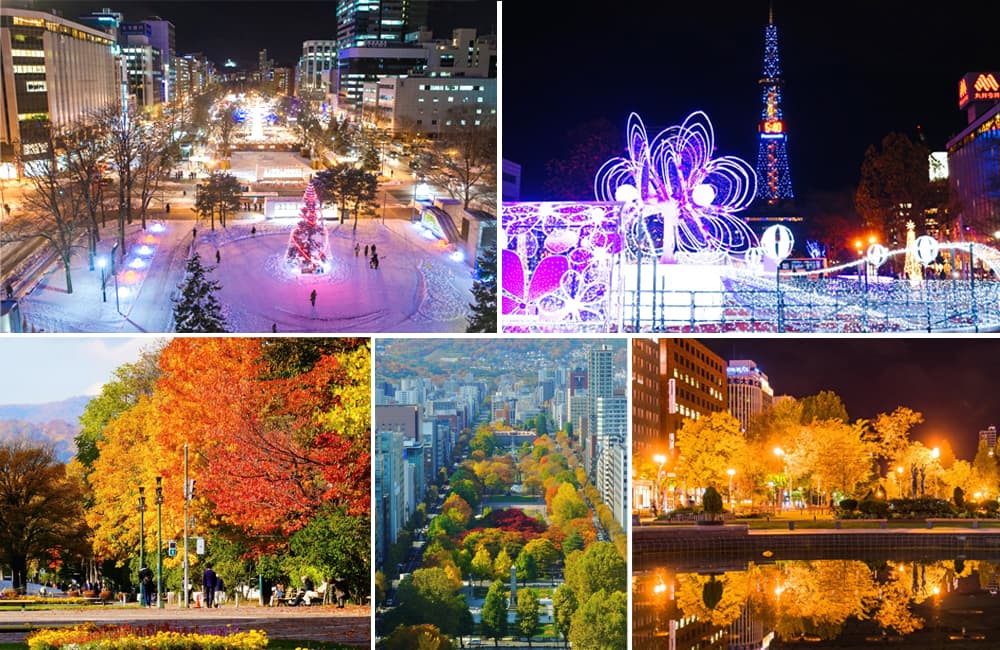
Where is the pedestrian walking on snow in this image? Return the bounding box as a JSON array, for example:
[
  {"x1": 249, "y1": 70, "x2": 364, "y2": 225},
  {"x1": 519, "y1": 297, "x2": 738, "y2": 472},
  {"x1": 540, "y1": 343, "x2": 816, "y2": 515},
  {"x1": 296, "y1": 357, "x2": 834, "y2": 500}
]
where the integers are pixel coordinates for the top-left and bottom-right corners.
[
  {"x1": 215, "y1": 249, "x2": 221, "y2": 264},
  {"x1": 310, "y1": 289, "x2": 317, "y2": 307}
]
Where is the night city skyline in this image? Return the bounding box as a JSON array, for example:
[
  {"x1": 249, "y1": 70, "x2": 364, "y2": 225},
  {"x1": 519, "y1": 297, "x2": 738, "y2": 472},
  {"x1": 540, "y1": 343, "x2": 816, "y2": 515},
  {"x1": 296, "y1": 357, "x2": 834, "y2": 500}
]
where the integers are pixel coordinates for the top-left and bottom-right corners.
[
  {"x1": 504, "y1": 1, "x2": 1000, "y2": 202},
  {"x1": 702, "y1": 338, "x2": 1000, "y2": 461},
  {"x1": 16, "y1": 0, "x2": 497, "y2": 68}
]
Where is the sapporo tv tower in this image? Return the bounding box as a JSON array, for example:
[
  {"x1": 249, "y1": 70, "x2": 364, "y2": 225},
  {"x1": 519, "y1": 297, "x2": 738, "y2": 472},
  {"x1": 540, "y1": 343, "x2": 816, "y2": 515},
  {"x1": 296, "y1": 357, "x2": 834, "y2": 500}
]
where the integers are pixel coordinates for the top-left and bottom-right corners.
[{"x1": 755, "y1": 2, "x2": 794, "y2": 205}]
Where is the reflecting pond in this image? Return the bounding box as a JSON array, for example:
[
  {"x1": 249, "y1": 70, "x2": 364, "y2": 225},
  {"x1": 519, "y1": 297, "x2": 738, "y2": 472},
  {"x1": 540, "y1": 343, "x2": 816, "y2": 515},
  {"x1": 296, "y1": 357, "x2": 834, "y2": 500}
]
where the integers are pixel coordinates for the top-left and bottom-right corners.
[{"x1": 633, "y1": 557, "x2": 1000, "y2": 649}]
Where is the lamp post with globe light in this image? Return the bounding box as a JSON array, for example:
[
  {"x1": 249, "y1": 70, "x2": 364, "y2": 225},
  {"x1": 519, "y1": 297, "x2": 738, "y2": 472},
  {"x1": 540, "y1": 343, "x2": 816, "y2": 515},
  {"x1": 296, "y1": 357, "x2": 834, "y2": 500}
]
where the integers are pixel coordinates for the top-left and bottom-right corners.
[
  {"x1": 774, "y1": 447, "x2": 787, "y2": 509},
  {"x1": 653, "y1": 454, "x2": 667, "y2": 516},
  {"x1": 727, "y1": 468, "x2": 736, "y2": 515}
]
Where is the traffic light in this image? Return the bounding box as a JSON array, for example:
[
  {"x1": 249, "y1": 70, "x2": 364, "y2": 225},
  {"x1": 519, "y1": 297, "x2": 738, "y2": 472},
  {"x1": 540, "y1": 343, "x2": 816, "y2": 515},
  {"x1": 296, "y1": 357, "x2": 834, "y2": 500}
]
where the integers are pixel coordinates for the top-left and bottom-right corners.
[
  {"x1": 187, "y1": 479, "x2": 196, "y2": 500},
  {"x1": 168, "y1": 540, "x2": 177, "y2": 557}
]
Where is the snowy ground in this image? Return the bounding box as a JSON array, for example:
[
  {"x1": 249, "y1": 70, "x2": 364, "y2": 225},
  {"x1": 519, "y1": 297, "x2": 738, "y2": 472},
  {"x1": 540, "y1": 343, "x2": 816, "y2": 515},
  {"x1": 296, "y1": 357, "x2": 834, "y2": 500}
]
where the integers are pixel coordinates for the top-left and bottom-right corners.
[{"x1": 16, "y1": 214, "x2": 475, "y2": 333}]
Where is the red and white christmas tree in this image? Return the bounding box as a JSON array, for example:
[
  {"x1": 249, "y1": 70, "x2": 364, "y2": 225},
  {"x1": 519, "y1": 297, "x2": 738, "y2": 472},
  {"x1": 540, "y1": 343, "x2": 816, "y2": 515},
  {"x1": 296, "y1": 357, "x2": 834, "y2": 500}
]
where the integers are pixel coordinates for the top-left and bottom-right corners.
[{"x1": 286, "y1": 181, "x2": 329, "y2": 273}]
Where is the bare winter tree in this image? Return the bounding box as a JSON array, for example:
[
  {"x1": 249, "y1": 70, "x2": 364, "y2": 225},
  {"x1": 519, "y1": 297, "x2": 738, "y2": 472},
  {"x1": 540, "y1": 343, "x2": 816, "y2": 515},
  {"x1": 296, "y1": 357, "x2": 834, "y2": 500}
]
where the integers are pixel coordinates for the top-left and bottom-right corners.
[
  {"x1": 423, "y1": 106, "x2": 497, "y2": 211},
  {"x1": 2, "y1": 127, "x2": 88, "y2": 293},
  {"x1": 102, "y1": 105, "x2": 143, "y2": 260},
  {"x1": 61, "y1": 120, "x2": 110, "y2": 268},
  {"x1": 135, "y1": 117, "x2": 181, "y2": 229}
]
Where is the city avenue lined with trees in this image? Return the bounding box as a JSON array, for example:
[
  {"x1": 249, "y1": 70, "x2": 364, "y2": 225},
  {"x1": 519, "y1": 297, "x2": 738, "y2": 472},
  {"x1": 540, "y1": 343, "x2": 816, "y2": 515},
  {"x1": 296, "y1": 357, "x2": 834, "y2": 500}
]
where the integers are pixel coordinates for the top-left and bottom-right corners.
[{"x1": 377, "y1": 423, "x2": 627, "y2": 649}]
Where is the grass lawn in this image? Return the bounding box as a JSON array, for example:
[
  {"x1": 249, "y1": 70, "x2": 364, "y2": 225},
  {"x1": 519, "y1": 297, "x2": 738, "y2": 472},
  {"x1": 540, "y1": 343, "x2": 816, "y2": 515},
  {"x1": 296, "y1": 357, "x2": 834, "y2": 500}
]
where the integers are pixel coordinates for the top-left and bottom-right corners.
[{"x1": 483, "y1": 495, "x2": 545, "y2": 504}]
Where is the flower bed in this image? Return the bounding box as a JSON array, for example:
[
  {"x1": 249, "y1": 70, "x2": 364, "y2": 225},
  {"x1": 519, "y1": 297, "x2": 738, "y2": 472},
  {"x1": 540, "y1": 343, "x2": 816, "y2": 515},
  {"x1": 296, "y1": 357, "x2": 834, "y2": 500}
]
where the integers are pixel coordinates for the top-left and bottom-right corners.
[{"x1": 27, "y1": 623, "x2": 268, "y2": 650}]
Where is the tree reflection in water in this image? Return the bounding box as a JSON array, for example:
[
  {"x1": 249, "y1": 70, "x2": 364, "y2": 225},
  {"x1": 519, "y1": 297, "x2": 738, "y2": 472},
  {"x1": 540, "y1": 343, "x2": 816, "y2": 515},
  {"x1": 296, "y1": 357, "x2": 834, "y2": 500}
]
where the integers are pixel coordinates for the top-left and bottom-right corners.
[{"x1": 634, "y1": 559, "x2": 1000, "y2": 648}]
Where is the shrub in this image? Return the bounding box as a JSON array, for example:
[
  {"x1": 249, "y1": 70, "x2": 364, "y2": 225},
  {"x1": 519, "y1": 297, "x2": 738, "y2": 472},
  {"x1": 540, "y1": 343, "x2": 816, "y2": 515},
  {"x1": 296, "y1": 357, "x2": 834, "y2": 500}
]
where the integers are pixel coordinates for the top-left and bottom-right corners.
[
  {"x1": 702, "y1": 487, "x2": 724, "y2": 519},
  {"x1": 838, "y1": 498, "x2": 858, "y2": 512},
  {"x1": 858, "y1": 499, "x2": 889, "y2": 518}
]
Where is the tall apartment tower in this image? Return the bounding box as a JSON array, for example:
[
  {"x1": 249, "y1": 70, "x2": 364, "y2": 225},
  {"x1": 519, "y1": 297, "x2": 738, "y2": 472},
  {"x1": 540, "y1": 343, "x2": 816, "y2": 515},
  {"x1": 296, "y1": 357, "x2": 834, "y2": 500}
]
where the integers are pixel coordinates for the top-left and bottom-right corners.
[{"x1": 727, "y1": 360, "x2": 774, "y2": 433}]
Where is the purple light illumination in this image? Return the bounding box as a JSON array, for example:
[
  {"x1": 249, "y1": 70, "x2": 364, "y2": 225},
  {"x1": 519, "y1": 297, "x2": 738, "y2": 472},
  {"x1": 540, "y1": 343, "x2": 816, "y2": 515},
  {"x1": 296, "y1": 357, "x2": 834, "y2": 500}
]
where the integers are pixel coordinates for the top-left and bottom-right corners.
[
  {"x1": 595, "y1": 112, "x2": 758, "y2": 262},
  {"x1": 502, "y1": 112, "x2": 760, "y2": 332}
]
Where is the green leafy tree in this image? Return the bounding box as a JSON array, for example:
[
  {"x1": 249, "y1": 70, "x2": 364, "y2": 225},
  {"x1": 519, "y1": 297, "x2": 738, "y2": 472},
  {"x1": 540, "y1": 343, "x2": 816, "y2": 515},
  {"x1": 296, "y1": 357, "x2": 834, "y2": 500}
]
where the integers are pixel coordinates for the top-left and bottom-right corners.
[
  {"x1": 800, "y1": 390, "x2": 850, "y2": 425},
  {"x1": 516, "y1": 587, "x2": 541, "y2": 647},
  {"x1": 172, "y1": 253, "x2": 228, "y2": 333},
  {"x1": 387, "y1": 567, "x2": 471, "y2": 639},
  {"x1": 76, "y1": 344, "x2": 163, "y2": 474},
  {"x1": 563, "y1": 531, "x2": 584, "y2": 554},
  {"x1": 568, "y1": 589, "x2": 627, "y2": 650},
  {"x1": 480, "y1": 580, "x2": 508, "y2": 647},
  {"x1": 563, "y1": 542, "x2": 626, "y2": 604},
  {"x1": 552, "y1": 584, "x2": 577, "y2": 647},
  {"x1": 551, "y1": 482, "x2": 588, "y2": 525},
  {"x1": 0, "y1": 441, "x2": 89, "y2": 592},
  {"x1": 523, "y1": 538, "x2": 559, "y2": 578},
  {"x1": 515, "y1": 549, "x2": 538, "y2": 586},
  {"x1": 855, "y1": 132, "x2": 935, "y2": 248},
  {"x1": 493, "y1": 548, "x2": 513, "y2": 581},
  {"x1": 288, "y1": 506, "x2": 369, "y2": 604},
  {"x1": 471, "y1": 547, "x2": 493, "y2": 587},
  {"x1": 466, "y1": 245, "x2": 497, "y2": 333}
]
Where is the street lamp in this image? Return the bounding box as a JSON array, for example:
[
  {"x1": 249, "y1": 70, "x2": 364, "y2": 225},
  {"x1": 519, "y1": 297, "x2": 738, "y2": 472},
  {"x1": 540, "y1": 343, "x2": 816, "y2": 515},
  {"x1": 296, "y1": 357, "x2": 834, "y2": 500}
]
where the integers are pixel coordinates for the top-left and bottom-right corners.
[
  {"x1": 774, "y1": 447, "x2": 786, "y2": 509},
  {"x1": 97, "y1": 257, "x2": 107, "y2": 303},
  {"x1": 727, "y1": 468, "x2": 736, "y2": 514},
  {"x1": 653, "y1": 454, "x2": 667, "y2": 515},
  {"x1": 138, "y1": 486, "x2": 146, "y2": 607},
  {"x1": 155, "y1": 476, "x2": 164, "y2": 608}
]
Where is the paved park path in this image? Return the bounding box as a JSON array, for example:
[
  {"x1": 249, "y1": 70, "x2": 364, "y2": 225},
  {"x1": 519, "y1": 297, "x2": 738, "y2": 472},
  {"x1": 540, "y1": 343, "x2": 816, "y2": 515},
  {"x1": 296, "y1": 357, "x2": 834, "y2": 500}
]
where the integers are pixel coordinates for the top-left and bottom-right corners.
[{"x1": 0, "y1": 605, "x2": 370, "y2": 646}]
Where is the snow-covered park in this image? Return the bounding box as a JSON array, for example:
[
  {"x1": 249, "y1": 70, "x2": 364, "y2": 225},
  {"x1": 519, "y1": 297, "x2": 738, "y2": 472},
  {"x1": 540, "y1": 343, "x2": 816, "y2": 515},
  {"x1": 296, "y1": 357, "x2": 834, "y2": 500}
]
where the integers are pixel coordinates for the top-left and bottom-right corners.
[{"x1": 15, "y1": 215, "x2": 475, "y2": 333}]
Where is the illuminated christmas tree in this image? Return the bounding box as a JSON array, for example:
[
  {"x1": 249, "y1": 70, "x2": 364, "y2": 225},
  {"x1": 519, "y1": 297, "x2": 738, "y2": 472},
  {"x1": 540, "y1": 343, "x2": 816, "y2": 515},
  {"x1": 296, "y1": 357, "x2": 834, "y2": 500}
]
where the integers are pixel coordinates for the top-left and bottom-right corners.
[
  {"x1": 903, "y1": 220, "x2": 922, "y2": 285},
  {"x1": 287, "y1": 181, "x2": 329, "y2": 273},
  {"x1": 755, "y1": 4, "x2": 794, "y2": 204}
]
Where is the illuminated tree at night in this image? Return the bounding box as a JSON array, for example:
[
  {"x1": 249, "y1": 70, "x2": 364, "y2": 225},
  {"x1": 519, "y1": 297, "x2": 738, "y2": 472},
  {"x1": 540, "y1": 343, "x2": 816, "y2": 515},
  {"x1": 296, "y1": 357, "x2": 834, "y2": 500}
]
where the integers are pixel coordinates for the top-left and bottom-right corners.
[
  {"x1": 287, "y1": 181, "x2": 329, "y2": 273},
  {"x1": 755, "y1": 6, "x2": 794, "y2": 204}
]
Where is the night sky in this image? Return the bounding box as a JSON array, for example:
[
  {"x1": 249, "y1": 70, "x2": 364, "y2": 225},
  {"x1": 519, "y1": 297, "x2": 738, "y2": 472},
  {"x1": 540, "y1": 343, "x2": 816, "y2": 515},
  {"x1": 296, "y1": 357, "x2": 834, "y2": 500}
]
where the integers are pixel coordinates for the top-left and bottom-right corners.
[
  {"x1": 504, "y1": 1, "x2": 1000, "y2": 202},
  {"x1": 701, "y1": 338, "x2": 1000, "y2": 462},
  {"x1": 21, "y1": 0, "x2": 497, "y2": 69}
]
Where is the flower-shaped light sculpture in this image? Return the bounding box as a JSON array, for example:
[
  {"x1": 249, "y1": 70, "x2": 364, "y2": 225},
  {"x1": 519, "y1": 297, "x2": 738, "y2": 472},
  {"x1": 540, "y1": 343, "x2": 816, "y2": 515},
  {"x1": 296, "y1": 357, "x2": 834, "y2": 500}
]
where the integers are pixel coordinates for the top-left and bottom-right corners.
[
  {"x1": 501, "y1": 202, "x2": 620, "y2": 330},
  {"x1": 595, "y1": 112, "x2": 759, "y2": 263}
]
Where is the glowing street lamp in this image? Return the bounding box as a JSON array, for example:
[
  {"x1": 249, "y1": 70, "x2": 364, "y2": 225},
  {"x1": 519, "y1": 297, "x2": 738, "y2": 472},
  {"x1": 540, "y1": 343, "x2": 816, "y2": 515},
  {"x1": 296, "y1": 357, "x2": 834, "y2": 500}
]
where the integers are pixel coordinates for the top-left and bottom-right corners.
[
  {"x1": 97, "y1": 257, "x2": 108, "y2": 302},
  {"x1": 653, "y1": 454, "x2": 667, "y2": 514},
  {"x1": 155, "y1": 476, "x2": 164, "y2": 608},
  {"x1": 727, "y1": 468, "x2": 736, "y2": 514},
  {"x1": 773, "y1": 447, "x2": 787, "y2": 508},
  {"x1": 137, "y1": 486, "x2": 146, "y2": 607}
]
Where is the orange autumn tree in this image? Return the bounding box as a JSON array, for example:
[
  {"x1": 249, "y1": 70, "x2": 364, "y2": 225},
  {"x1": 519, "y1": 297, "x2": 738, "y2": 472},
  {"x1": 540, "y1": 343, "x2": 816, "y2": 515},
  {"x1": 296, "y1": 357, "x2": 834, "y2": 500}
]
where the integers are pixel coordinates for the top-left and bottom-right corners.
[
  {"x1": 154, "y1": 338, "x2": 370, "y2": 547},
  {"x1": 87, "y1": 338, "x2": 370, "y2": 563}
]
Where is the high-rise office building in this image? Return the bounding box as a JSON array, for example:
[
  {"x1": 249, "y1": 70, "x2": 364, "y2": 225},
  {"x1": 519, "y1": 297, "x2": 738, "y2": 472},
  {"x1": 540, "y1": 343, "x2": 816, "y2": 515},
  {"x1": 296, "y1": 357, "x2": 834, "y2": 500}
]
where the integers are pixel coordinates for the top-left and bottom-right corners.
[
  {"x1": 631, "y1": 339, "x2": 727, "y2": 463},
  {"x1": 296, "y1": 39, "x2": 337, "y2": 100},
  {"x1": 374, "y1": 430, "x2": 404, "y2": 568},
  {"x1": 727, "y1": 360, "x2": 774, "y2": 433},
  {"x1": 1, "y1": 8, "x2": 119, "y2": 177},
  {"x1": 980, "y1": 425, "x2": 998, "y2": 451}
]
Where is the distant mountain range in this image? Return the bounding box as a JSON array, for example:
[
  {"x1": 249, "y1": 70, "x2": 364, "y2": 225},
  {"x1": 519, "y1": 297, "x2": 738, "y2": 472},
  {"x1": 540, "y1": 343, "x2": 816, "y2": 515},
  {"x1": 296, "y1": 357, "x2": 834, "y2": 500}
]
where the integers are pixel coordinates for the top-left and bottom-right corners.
[{"x1": 0, "y1": 395, "x2": 91, "y2": 462}]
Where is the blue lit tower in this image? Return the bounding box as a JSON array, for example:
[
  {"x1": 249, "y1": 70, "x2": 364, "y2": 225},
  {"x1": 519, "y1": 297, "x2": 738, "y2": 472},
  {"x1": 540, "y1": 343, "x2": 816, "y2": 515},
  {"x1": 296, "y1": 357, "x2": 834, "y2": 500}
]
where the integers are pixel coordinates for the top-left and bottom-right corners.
[{"x1": 755, "y1": 4, "x2": 794, "y2": 204}]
